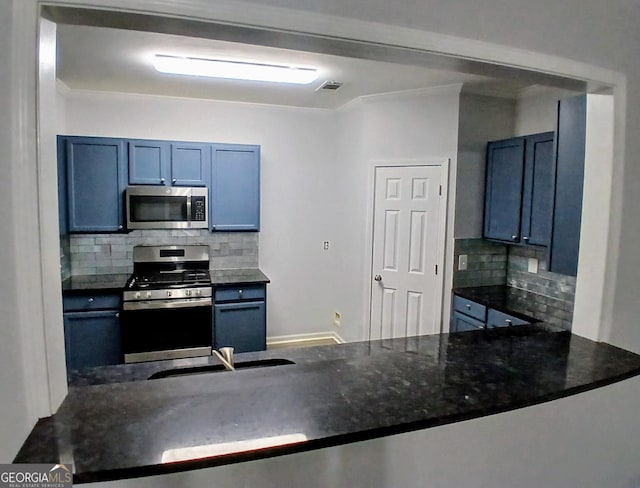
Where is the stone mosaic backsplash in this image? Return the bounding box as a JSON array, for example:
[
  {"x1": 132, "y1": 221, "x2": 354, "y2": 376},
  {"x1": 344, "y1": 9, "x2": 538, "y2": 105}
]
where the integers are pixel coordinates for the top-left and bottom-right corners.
[
  {"x1": 453, "y1": 238, "x2": 576, "y2": 330},
  {"x1": 506, "y1": 246, "x2": 576, "y2": 330},
  {"x1": 68, "y1": 230, "x2": 259, "y2": 276},
  {"x1": 452, "y1": 239, "x2": 508, "y2": 288}
]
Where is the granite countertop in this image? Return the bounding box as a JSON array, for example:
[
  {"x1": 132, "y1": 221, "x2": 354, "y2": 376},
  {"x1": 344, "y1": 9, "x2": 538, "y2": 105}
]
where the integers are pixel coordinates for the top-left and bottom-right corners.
[
  {"x1": 61, "y1": 274, "x2": 130, "y2": 294},
  {"x1": 453, "y1": 285, "x2": 542, "y2": 323},
  {"x1": 209, "y1": 268, "x2": 270, "y2": 286},
  {"x1": 61, "y1": 269, "x2": 270, "y2": 295},
  {"x1": 15, "y1": 326, "x2": 640, "y2": 484}
]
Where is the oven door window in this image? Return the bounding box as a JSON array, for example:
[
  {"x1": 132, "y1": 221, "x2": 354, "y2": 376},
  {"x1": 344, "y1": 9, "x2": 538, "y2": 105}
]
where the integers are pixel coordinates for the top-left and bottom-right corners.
[
  {"x1": 122, "y1": 304, "x2": 212, "y2": 355},
  {"x1": 129, "y1": 195, "x2": 188, "y2": 222}
]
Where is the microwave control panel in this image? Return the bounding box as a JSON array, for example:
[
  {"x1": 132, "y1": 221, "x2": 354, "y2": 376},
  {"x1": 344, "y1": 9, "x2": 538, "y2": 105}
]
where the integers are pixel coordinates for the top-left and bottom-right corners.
[{"x1": 191, "y1": 196, "x2": 206, "y2": 221}]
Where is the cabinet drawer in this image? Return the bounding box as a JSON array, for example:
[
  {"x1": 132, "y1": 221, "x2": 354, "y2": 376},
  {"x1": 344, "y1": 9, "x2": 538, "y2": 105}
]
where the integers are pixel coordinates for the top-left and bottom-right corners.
[
  {"x1": 453, "y1": 295, "x2": 487, "y2": 322},
  {"x1": 452, "y1": 311, "x2": 485, "y2": 332},
  {"x1": 63, "y1": 293, "x2": 121, "y2": 312},
  {"x1": 214, "y1": 285, "x2": 265, "y2": 302},
  {"x1": 486, "y1": 308, "x2": 531, "y2": 328}
]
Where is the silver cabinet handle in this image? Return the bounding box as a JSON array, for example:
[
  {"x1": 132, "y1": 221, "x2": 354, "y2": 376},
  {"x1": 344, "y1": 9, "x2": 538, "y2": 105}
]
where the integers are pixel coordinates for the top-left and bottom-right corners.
[
  {"x1": 374, "y1": 275, "x2": 382, "y2": 282},
  {"x1": 88, "y1": 297, "x2": 94, "y2": 303},
  {"x1": 505, "y1": 319, "x2": 513, "y2": 326},
  {"x1": 160, "y1": 178, "x2": 165, "y2": 184},
  {"x1": 511, "y1": 235, "x2": 518, "y2": 240},
  {"x1": 115, "y1": 312, "x2": 120, "y2": 318},
  {"x1": 118, "y1": 225, "x2": 123, "y2": 230},
  {"x1": 466, "y1": 304, "x2": 471, "y2": 310},
  {"x1": 523, "y1": 236, "x2": 529, "y2": 241},
  {"x1": 172, "y1": 178, "x2": 177, "y2": 184},
  {"x1": 238, "y1": 289, "x2": 243, "y2": 296}
]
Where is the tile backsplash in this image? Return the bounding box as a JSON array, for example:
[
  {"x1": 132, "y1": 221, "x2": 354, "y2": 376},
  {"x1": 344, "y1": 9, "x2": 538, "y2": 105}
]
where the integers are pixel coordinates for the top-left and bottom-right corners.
[
  {"x1": 69, "y1": 230, "x2": 259, "y2": 276},
  {"x1": 453, "y1": 239, "x2": 508, "y2": 288},
  {"x1": 453, "y1": 238, "x2": 576, "y2": 330},
  {"x1": 506, "y1": 246, "x2": 576, "y2": 330}
]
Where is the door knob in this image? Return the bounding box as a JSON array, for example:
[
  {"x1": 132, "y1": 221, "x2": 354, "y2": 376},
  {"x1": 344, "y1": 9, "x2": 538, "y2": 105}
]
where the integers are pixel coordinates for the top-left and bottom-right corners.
[{"x1": 374, "y1": 275, "x2": 382, "y2": 282}]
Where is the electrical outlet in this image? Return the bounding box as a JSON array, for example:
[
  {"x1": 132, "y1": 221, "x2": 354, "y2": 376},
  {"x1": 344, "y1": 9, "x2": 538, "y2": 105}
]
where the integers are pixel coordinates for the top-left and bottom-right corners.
[
  {"x1": 528, "y1": 257, "x2": 539, "y2": 274},
  {"x1": 458, "y1": 254, "x2": 468, "y2": 271},
  {"x1": 323, "y1": 241, "x2": 330, "y2": 251},
  {"x1": 333, "y1": 311, "x2": 342, "y2": 327}
]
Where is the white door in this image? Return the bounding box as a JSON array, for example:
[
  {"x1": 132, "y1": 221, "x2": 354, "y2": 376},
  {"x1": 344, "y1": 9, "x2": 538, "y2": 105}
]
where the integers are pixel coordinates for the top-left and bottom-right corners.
[{"x1": 370, "y1": 165, "x2": 445, "y2": 340}]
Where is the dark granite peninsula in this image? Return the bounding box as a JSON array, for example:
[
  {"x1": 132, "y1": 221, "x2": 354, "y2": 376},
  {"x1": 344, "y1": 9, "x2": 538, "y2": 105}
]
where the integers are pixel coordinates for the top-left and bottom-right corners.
[
  {"x1": 14, "y1": 326, "x2": 640, "y2": 484},
  {"x1": 209, "y1": 268, "x2": 270, "y2": 286}
]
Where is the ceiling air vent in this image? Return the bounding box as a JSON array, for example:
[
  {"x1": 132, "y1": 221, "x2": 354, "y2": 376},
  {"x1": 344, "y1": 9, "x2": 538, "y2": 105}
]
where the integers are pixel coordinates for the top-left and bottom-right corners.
[{"x1": 317, "y1": 80, "x2": 343, "y2": 91}]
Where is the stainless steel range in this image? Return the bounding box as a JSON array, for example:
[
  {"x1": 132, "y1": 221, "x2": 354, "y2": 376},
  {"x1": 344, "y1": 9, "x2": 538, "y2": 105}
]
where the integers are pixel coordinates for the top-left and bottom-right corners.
[{"x1": 121, "y1": 245, "x2": 213, "y2": 363}]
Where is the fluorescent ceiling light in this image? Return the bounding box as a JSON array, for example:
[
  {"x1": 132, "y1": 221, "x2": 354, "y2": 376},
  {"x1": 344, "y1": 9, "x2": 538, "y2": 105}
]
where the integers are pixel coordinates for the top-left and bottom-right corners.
[{"x1": 154, "y1": 55, "x2": 318, "y2": 84}]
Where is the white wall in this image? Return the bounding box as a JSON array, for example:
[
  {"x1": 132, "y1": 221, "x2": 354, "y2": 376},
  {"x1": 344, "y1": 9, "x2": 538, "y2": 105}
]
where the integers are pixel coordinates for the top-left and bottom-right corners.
[
  {"x1": 63, "y1": 90, "x2": 342, "y2": 339},
  {"x1": 332, "y1": 87, "x2": 461, "y2": 340},
  {"x1": 514, "y1": 87, "x2": 580, "y2": 136},
  {"x1": 3, "y1": 0, "x2": 640, "y2": 477},
  {"x1": 62, "y1": 86, "x2": 462, "y2": 343},
  {"x1": 455, "y1": 92, "x2": 516, "y2": 238}
]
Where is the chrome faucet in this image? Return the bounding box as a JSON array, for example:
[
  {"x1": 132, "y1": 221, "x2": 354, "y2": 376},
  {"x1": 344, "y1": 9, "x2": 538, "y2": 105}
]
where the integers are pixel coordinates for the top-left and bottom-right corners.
[{"x1": 212, "y1": 347, "x2": 235, "y2": 371}]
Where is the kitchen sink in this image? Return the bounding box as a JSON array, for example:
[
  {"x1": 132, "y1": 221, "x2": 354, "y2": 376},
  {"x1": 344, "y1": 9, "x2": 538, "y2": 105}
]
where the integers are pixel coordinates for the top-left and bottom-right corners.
[{"x1": 147, "y1": 358, "x2": 295, "y2": 380}]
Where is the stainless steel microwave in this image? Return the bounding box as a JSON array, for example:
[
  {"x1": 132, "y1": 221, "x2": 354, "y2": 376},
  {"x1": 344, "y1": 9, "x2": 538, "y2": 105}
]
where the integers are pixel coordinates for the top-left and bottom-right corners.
[{"x1": 125, "y1": 186, "x2": 208, "y2": 230}]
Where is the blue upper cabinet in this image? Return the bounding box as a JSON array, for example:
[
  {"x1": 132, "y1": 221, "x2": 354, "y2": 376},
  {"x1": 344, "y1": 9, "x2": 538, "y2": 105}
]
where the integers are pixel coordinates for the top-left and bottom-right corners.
[
  {"x1": 211, "y1": 144, "x2": 261, "y2": 231},
  {"x1": 171, "y1": 143, "x2": 209, "y2": 187},
  {"x1": 520, "y1": 132, "x2": 555, "y2": 246},
  {"x1": 64, "y1": 136, "x2": 126, "y2": 232},
  {"x1": 484, "y1": 132, "x2": 554, "y2": 246},
  {"x1": 549, "y1": 95, "x2": 587, "y2": 276},
  {"x1": 128, "y1": 140, "x2": 170, "y2": 186},
  {"x1": 484, "y1": 137, "x2": 525, "y2": 243}
]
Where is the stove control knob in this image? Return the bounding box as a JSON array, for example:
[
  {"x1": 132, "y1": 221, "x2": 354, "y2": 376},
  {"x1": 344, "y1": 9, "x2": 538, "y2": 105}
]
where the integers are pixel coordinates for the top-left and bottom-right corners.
[
  {"x1": 146, "y1": 291, "x2": 152, "y2": 299},
  {"x1": 135, "y1": 292, "x2": 141, "y2": 299},
  {"x1": 195, "y1": 289, "x2": 201, "y2": 296},
  {"x1": 167, "y1": 291, "x2": 172, "y2": 297},
  {"x1": 185, "y1": 290, "x2": 192, "y2": 297}
]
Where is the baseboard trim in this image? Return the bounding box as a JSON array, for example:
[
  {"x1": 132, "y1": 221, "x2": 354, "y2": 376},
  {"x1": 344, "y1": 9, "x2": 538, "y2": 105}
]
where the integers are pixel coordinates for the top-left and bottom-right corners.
[{"x1": 266, "y1": 331, "x2": 346, "y2": 347}]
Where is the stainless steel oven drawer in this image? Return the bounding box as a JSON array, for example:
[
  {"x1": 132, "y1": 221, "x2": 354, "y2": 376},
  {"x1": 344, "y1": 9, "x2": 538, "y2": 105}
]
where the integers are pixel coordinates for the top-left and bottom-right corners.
[{"x1": 214, "y1": 285, "x2": 265, "y2": 302}]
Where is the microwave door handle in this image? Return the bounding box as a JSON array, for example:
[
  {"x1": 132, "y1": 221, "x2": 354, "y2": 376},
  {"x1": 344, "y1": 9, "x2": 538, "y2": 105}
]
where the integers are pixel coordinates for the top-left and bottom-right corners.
[{"x1": 186, "y1": 195, "x2": 192, "y2": 224}]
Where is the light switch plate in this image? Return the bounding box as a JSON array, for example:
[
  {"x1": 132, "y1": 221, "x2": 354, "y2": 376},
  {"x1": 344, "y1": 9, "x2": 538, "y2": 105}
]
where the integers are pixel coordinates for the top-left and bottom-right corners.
[
  {"x1": 458, "y1": 254, "x2": 468, "y2": 271},
  {"x1": 528, "y1": 257, "x2": 539, "y2": 274}
]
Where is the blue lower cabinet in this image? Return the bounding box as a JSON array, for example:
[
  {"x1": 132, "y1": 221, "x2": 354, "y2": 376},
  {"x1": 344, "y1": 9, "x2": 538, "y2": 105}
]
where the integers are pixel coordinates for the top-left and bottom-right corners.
[
  {"x1": 214, "y1": 301, "x2": 266, "y2": 353},
  {"x1": 63, "y1": 309, "x2": 122, "y2": 371},
  {"x1": 213, "y1": 284, "x2": 266, "y2": 353}
]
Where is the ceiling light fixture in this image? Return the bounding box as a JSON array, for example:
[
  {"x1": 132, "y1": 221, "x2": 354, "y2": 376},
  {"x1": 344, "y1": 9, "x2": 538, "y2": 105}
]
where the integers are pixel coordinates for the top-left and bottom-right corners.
[{"x1": 154, "y1": 54, "x2": 318, "y2": 84}]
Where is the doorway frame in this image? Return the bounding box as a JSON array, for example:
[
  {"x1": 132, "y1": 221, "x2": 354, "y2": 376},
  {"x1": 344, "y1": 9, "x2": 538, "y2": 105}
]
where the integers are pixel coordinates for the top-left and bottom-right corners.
[
  {"x1": 365, "y1": 159, "x2": 450, "y2": 341},
  {"x1": 5, "y1": 0, "x2": 622, "y2": 416}
]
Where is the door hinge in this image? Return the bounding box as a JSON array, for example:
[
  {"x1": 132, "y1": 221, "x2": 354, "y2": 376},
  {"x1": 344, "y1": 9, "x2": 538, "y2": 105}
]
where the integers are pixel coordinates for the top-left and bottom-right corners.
[{"x1": 439, "y1": 185, "x2": 442, "y2": 196}]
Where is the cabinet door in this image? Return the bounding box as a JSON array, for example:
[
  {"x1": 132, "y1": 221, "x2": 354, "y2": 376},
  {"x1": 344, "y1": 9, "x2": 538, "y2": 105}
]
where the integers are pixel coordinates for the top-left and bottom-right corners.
[
  {"x1": 171, "y1": 143, "x2": 209, "y2": 187},
  {"x1": 452, "y1": 311, "x2": 485, "y2": 332},
  {"x1": 549, "y1": 95, "x2": 586, "y2": 276},
  {"x1": 65, "y1": 137, "x2": 126, "y2": 232},
  {"x1": 128, "y1": 140, "x2": 170, "y2": 185},
  {"x1": 211, "y1": 145, "x2": 260, "y2": 231},
  {"x1": 214, "y1": 301, "x2": 266, "y2": 353},
  {"x1": 484, "y1": 137, "x2": 525, "y2": 243},
  {"x1": 63, "y1": 310, "x2": 122, "y2": 371},
  {"x1": 521, "y1": 133, "x2": 555, "y2": 246}
]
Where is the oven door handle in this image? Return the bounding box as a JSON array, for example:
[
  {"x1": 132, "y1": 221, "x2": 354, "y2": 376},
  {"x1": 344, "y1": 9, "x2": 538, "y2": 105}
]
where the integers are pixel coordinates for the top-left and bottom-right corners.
[{"x1": 123, "y1": 298, "x2": 212, "y2": 311}]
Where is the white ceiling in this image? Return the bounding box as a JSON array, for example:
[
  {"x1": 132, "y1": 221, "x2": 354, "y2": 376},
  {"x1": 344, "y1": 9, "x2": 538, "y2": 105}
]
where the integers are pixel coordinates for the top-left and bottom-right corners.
[{"x1": 56, "y1": 24, "x2": 531, "y2": 109}]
